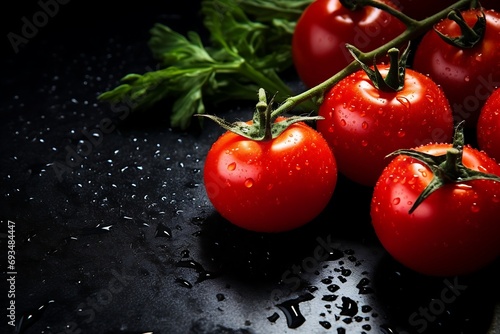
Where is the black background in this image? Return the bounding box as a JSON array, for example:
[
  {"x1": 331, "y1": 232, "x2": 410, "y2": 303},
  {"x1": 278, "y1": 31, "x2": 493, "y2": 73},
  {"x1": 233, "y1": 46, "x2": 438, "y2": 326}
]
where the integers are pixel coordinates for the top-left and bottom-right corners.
[{"x1": 1, "y1": 1, "x2": 499, "y2": 334}]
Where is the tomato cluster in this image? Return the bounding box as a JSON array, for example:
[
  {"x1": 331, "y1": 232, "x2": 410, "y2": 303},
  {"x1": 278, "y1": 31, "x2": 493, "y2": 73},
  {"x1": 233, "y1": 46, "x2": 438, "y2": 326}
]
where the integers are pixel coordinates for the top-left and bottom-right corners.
[{"x1": 201, "y1": 0, "x2": 500, "y2": 277}]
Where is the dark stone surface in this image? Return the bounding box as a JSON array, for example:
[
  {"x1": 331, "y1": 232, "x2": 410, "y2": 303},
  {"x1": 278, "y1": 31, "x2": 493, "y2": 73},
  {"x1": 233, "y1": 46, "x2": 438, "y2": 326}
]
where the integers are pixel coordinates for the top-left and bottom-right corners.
[{"x1": 1, "y1": 1, "x2": 498, "y2": 334}]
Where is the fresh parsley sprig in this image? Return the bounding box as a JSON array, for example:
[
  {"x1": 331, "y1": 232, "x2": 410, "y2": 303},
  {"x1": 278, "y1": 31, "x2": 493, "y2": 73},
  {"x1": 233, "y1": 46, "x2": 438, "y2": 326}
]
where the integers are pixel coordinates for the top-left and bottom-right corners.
[{"x1": 97, "y1": 0, "x2": 314, "y2": 129}]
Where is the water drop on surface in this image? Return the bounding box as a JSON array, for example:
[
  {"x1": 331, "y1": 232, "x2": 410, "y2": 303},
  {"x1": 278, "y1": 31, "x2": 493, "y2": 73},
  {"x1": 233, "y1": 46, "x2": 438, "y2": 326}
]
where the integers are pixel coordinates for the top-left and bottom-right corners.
[
  {"x1": 319, "y1": 321, "x2": 331, "y2": 329},
  {"x1": 322, "y1": 294, "x2": 338, "y2": 302},
  {"x1": 155, "y1": 223, "x2": 172, "y2": 238},
  {"x1": 321, "y1": 278, "x2": 333, "y2": 285},
  {"x1": 175, "y1": 277, "x2": 192, "y2": 288},
  {"x1": 276, "y1": 293, "x2": 314, "y2": 329},
  {"x1": 337, "y1": 296, "x2": 358, "y2": 317},
  {"x1": 16, "y1": 300, "x2": 55, "y2": 334},
  {"x1": 267, "y1": 312, "x2": 279, "y2": 322},
  {"x1": 361, "y1": 305, "x2": 372, "y2": 313},
  {"x1": 328, "y1": 284, "x2": 340, "y2": 293}
]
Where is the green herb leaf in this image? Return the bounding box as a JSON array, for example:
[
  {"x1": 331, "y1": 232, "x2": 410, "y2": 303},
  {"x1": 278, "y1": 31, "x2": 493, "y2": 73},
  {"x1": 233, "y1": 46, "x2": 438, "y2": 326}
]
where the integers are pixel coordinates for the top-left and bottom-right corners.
[{"x1": 98, "y1": 0, "x2": 314, "y2": 129}]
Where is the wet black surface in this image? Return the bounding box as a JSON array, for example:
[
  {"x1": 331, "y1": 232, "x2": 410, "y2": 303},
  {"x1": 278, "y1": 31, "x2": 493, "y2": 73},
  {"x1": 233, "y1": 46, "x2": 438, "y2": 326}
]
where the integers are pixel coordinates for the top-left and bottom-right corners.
[{"x1": 1, "y1": 2, "x2": 499, "y2": 334}]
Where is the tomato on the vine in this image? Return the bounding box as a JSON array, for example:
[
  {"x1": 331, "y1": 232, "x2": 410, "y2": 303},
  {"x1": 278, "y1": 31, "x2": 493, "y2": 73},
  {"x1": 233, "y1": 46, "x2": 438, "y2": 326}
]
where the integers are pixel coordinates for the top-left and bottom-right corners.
[
  {"x1": 371, "y1": 123, "x2": 500, "y2": 276},
  {"x1": 317, "y1": 47, "x2": 454, "y2": 186},
  {"x1": 477, "y1": 87, "x2": 500, "y2": 162},
  {"x1": 412, "y1": 8, "x2": 500, "y2": 128},
  {"x1": 292, "y1": 0, "x2": 406, "y2": 88},
  {"x1": 201, "y1": 90, "x2": 337, "y2": 233}
]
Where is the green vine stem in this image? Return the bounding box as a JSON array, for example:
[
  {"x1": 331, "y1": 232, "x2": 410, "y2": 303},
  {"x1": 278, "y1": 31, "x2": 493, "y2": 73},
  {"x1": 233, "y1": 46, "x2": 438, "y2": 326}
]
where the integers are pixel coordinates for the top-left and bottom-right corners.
[{"x1": 271, "y1": 0, "x2": 473, "y2": 119}]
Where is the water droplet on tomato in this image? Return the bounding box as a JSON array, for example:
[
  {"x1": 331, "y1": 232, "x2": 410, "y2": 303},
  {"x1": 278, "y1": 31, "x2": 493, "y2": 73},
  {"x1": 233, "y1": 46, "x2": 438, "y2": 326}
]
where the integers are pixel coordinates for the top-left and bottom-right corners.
[
  {"x1": 362, "y1": 121, "x2": 368, "y2": 130},
  {"x1": 492, "y1": 195, "x2": 499, "y2": 203},
  {"x1": 397, "y1": 130, "x2": 406, "y2": 138},
  {"x1": 227, "y1": 162, "x2": 236, "y2": 171},
  {"x1": 417, "y1": 168, "x2": 427, "y2": 177},
  {"x1": 244, "y1": 178, "x2": 254, "y2": 188},
  {"x1": 361, "y1": 139, "x2": 368, "y2": 147},
  {"x1": 477, "y1": 165, "x2": 488, "y2": 172},
  {"x1": 408, "y1": 175, "x2": 418, "y2": 185},
  {"x1": 340, "y1": 119, "x2": 347, "y2": 126},
  {"x1": 470, "y1": 203, "x2": 480, "y2": 213},
  {"x1": 425, "y1": 94, "x2": 434, "y2": 103},
  {"x1": 392, "y1": 197, "x2": 401, "y2": 205},
  {"x1": 295, "y1": 164, "x2": 301, "y2": 171},
  {"x1": 464, "y1": 76, "x2": 470, "y2": 82},
  {"x1": 328, "y1": 126, "x2": 334, "y2": 133},
  {"x1": 396, "y1": 96, "x2": 411, "y2": 109}
]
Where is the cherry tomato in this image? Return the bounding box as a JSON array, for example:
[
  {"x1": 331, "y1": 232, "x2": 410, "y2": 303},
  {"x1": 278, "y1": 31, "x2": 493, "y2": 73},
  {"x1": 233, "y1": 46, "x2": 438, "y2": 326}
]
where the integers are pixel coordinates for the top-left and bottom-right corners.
[
  {"x1": 203, "y1": 118, "x2": 337, "y2": 233},
  {"x1": 477, "y1": 87, "x2": 500, "y2": 162},
  {"x1": 292, "y1": 0, "x2": 406, "y2": 88},
  {"x1": 412, "y1": 8, "x2": 500, "y2": 128},
  {"x1": 371, "y1": 140, "x2": 500, "y2": 276},
  {"x1": 317, "y1": 65, "x2": 454, "y2": 186}
]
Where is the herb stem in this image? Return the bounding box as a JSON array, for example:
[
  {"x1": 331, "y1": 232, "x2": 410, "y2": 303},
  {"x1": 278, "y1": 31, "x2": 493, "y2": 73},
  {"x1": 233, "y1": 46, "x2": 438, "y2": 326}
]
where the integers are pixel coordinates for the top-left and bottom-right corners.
[{"x1": 271, "y1": 0, "x2": 473, "y2": 118}]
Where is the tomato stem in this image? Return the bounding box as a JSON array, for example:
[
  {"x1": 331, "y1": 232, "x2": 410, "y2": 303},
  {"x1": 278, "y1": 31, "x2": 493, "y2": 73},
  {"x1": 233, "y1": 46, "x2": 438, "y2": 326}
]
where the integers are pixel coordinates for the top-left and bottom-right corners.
[
  {"x1": 347, "y1": 44, "x2": 410, "y2": 92},
  {"x1": 387, "y1": 122, "x2": 500, "y2": 214},
  {"x1": 434, "y1": 9, "x2": 486, "y2": 48},
  {"x1": 196, "y1": 88, "x2": 323, "y2": 141},
  {"x1": 271, "y1": 0, "x2": 474, "y2": 118}
]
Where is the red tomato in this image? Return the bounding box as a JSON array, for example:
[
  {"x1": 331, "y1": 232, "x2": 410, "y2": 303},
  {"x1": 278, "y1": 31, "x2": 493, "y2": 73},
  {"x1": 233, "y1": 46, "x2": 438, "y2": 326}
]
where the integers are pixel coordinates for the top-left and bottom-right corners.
[
  {"x1": 412, "y1": 8, "x2": 500, "y2": 128},
  {"x1": 477, "y1": 87, "x2": 500, "y2": 162},
  {"x1": 371, "y1": 141, "x2": 500, "y2": 276},
  {"x1": 203, "y1": 118, "x2": 337, "y2": 233},
  {"x1": 317, "y1": 65, "x2": 454, "y2": 186},
  {"x1": 292, "y1": 0, "x2": 406, "y2": 88}
]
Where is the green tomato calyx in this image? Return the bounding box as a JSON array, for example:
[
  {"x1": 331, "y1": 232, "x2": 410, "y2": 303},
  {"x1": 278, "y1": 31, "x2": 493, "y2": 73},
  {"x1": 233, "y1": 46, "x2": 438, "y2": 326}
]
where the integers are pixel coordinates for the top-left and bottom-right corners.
[
  {"x1": 387, "y1": 121, "x2": 500, "y2": 214},
  {"x1": 435, "y1": 9, "x2": 486, "y2": 49},
  {"x1": 346, "y1": 43, "x2": 410, "y2": 92},
  {"x1": 195, "y1": 88, "x2": 323, "y2": 141}
]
